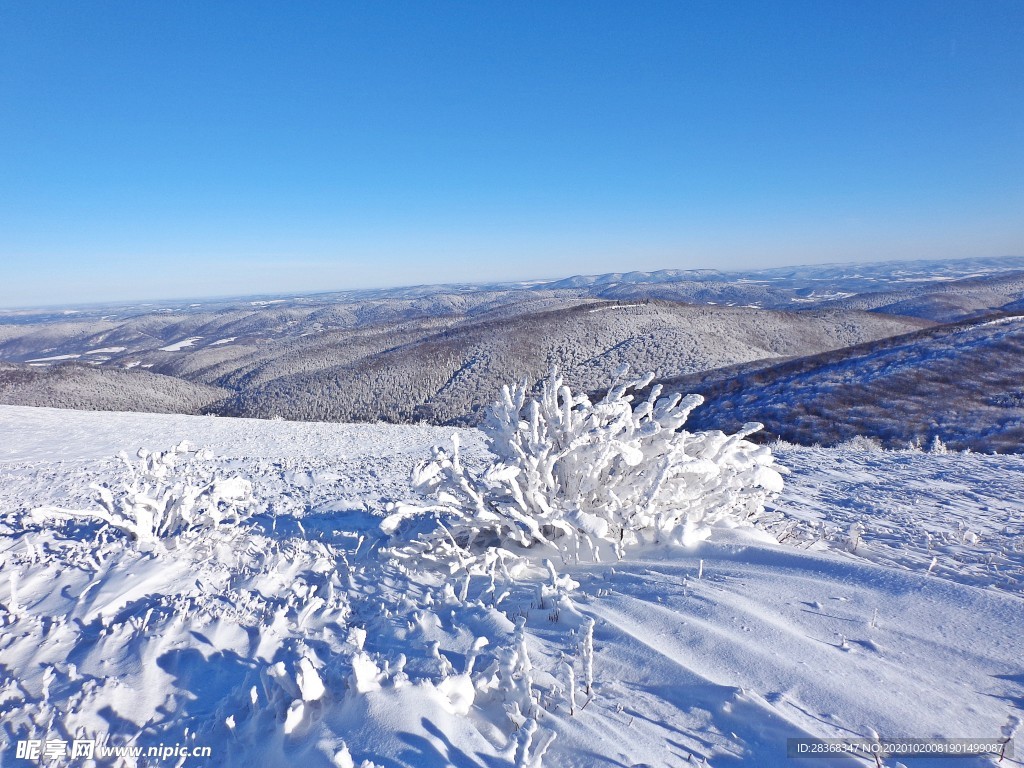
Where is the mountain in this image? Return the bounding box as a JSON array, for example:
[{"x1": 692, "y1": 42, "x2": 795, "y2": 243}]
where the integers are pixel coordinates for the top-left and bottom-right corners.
[
  {"x1": 0, "y1": 361, "x2": 229, "y2": 414},
  {"x1": 654, "y1": 313, "x2": 1024, "y2": 453},
  {"x1": 1, "y1": 255, "x2": 1022, "y2": 430},
  {"x1": 212, "y1": 302, "x2": 929, "y2": 424},
  {"x1": 817, "y1": 270, "x2": 1024, "y2": 322}
]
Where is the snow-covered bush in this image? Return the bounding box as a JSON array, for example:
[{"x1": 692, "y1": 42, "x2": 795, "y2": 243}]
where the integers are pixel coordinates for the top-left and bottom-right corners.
[
  {"x1": 33, "y1": 441, "x2": 255, "y2": 542},
  {"x1": 837, "y1": 435, "x2": 884, "y2": 452},
  {"x1": 391, "y1": 367, "x2": 784, "y2": 570}
]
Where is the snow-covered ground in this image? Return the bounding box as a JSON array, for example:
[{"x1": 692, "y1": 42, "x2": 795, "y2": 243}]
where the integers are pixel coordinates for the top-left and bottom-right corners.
[
  {"x1": 159, "y1": 338, "x2": 203, "y2": 353},
  {"x1": 0, "y1": 406, "x2": 1021, "y2": 767}
]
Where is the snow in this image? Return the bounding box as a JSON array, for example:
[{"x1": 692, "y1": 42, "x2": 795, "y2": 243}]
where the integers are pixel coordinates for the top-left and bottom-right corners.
[
  {"x1": 979, "y1": 314, "x2": 1024, "y2": 327},
  {"x1": 578, "y1": 540, "x2": 1020, "y2": 762},
  {"x1": 85, "y1": 346, "x2": 127, "y2": 355},
  {"x1": 0, "y1": 405, "x2": 472, "y2": 464},
  {"x1": 25, "y1": 353, "x2": 81, "y2": 362},
  {"x1": 210, "y1": 337, "x2": 237, "y2": 345},
  {"x1": 159, "y1": 337, "x2": 203, "y2": 352},
  {"x1": 0, "y1": 405, "x2": 1020, "y2": 767},
  {"x1": 769, "y1": 443, "x2": 1024, "y2": 593}
]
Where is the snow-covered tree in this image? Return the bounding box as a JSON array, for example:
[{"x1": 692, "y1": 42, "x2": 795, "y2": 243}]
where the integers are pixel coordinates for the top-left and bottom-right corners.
[
  {"x1": 391, "y1": 367, "x2": 784, "y2": 570},
  {"x1": 33, "y1": 441, "x2": 255, "y2": 542}
]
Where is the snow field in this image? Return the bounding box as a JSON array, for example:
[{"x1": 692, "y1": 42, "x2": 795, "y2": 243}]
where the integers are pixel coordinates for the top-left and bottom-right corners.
[{"x1": 0, "y1": 405, "x2": 1021, "y2": 767}]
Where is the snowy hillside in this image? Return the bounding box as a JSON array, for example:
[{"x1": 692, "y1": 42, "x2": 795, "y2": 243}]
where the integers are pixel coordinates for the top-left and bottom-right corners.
[
  {"x1": 1, "y1": 404, "x2": 1021, "y2": 767},
  {"x1": 0, "y1": 362, "x2": 229, "y2": 414},
  {"x1": 0, "y1": 298, "x2": 927, "y2": 426},
  {"x1": 818, "y1": 270, "x2": 1024, "y2": 323},
  {"x1": 213, "y1": 303, "x2": 925, "y2": 425},
  {"x1": 6, "y1": 255, "x2": 1023, "y2": 426},
  {"x1": 665, "y1": 313, "x2": 1024, "y2": 453}
]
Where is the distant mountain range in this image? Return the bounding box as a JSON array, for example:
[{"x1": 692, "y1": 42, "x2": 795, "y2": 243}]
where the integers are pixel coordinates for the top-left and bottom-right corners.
[
  {"x1": 1, "y1": 254, "x2": 1022, "y2": 451},
  {"x1": 212, "y1": 302, "x2": 926, "y2": 424}
]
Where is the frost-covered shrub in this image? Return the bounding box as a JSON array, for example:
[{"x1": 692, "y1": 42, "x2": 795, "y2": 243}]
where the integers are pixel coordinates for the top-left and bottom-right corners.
[
  {"x1": 837, "y1": 435, "x2": 885, "y2": 452},
  {"x1": 34, "y1": 441, "x2": 255, "y2": 542},
  {"x1": 392, "y1": 368, "x2": 784, "y2": 569}
]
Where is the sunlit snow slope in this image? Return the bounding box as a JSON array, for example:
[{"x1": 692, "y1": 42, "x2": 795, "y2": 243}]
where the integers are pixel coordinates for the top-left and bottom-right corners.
[{"x1": 0, "y1": 406, "x2": 1021, "y2": 767}]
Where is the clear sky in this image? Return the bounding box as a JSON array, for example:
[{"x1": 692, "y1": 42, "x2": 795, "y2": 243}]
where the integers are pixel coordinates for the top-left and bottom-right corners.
[{"x1": 1, "y1": 1, "x2": 1022, "y2": 306}]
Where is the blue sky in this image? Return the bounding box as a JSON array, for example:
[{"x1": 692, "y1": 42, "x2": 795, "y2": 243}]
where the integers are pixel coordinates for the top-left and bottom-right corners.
[{"x1": 1, "y1": 1, "x2": 1022, "y2": 306}]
